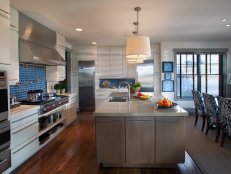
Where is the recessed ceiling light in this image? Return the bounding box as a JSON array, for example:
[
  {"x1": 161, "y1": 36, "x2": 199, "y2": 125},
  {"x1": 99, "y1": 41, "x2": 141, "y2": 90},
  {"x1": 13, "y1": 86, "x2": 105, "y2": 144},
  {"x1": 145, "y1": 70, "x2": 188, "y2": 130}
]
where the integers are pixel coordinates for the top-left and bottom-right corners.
[
  {"x1": 226, "y1": 24, "x2": 230, "y2": 27},
  {"x1": 92, "y1": 42, "x2": 97, "y2": 45},
  {"x1": 222, "y1": 19, "x2": 227, "y2": 22},
  {"x1": 76, "y1": 28, "x2": 83, "y2": 31}
]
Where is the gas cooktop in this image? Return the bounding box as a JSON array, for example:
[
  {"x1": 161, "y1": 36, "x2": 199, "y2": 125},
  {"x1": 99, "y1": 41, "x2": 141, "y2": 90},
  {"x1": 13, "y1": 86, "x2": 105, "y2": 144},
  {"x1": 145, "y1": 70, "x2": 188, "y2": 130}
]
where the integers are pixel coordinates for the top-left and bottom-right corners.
[{"x1": 19, "y1": 95, "x2": 67, "y2": 105}]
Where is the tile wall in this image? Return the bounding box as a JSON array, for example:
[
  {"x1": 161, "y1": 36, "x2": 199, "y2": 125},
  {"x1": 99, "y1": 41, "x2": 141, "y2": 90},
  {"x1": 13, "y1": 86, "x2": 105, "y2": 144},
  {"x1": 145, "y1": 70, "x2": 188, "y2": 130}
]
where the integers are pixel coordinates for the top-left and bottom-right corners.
[
  {"x1": 99, "y1": 78, "x2": 135, "y2": 89},
  {"x1": 10, "y1": 64, "x2": 46, "y2": 99}
]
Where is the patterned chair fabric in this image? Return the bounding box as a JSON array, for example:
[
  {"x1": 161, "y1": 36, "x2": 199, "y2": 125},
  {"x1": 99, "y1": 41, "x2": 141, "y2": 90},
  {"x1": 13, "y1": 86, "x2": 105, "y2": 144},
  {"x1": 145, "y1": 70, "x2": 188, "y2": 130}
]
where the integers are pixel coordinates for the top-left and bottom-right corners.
[
  {"x1": 217, "y1": 96, "x2": 231, "y2": 136},
  {"x1": 192, "y1": 90, "x2": 205, "y2": 114},
  {"x1": 202, "y1": 93, "x2": 219, "y2": 124}
]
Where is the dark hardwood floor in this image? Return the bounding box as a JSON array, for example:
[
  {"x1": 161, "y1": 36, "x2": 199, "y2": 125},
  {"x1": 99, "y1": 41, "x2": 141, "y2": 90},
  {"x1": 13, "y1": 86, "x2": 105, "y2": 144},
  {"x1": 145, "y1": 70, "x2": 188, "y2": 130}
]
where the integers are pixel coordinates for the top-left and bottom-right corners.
[{"x1": 14, "y1": 112, "x2": 202, "y2": 174}]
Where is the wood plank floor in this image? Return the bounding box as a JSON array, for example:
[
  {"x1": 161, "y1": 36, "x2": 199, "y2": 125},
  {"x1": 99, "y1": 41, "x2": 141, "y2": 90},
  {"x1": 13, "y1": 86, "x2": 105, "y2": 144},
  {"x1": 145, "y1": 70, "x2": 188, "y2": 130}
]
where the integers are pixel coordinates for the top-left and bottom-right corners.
[{"x1": 14, "y1": 112, "x2": 203, "y2": 174}]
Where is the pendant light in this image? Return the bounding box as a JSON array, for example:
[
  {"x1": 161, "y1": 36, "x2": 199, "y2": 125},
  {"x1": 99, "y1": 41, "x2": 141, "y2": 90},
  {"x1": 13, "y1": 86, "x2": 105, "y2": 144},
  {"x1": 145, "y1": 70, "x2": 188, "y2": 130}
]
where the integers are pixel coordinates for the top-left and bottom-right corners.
[{"x1": 126, "y1": 7, "x2": 151, "y2": 63}]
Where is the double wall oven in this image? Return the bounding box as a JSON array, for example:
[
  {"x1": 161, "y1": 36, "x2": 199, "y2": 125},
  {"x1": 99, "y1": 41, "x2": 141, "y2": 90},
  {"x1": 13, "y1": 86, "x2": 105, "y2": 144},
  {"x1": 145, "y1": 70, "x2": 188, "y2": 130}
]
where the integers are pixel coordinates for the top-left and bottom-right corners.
[{"x1": 0, "y1": 71, "x2": 11, "y2": 173}]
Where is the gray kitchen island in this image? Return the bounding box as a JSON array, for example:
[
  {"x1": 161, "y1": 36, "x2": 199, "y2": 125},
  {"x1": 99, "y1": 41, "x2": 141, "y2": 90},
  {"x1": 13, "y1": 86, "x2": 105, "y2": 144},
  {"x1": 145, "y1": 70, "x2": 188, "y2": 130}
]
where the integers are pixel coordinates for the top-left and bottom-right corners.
[{"x1": 94, "y1": 96, "x2": 188, "y2": 167}]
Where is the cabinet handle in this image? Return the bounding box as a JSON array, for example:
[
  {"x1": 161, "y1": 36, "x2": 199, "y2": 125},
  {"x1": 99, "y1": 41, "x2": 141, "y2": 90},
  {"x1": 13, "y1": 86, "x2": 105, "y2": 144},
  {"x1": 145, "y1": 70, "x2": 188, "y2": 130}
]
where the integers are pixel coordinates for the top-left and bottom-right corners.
[
  {"x1": 10, "y1": 24, "x2": 16, "y2": 28},
  {"x1": 12, "y1": 121, "x2": 37, "y2": 134},
  {"x1": 0, "y1": 159, "x2": 7, "y2": 165},
  {"x1": 12, "y1": 113, "x2": 37, "y2": 123},
  {"x1": 0, "y1": 9, "x2": 10, "y2": 14},
  {"x1": 0, "y1": 9, "x2": 10, "y2": 19},
  {"x1": 13, "y1": 138, "x2": 37, "y2": 154}
]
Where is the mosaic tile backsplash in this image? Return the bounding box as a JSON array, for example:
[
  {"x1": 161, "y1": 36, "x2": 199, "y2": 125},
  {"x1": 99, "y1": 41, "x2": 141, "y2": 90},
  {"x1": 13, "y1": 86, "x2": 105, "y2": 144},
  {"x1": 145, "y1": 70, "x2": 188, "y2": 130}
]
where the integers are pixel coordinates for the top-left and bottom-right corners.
[
  {"x1": 10, "y1": 64, "x2": 46, "y2": 100},
  {"x1": 99, "y1": 78, "x2": 135, "y2": 89}
]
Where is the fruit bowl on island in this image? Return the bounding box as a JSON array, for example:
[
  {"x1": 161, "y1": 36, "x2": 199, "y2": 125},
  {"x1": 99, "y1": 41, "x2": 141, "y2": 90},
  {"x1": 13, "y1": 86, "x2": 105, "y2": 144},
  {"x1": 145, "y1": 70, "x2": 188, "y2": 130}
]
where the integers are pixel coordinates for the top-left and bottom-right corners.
[{"x1": 156, "y1": 98, "x2": 178, "y2": 108}]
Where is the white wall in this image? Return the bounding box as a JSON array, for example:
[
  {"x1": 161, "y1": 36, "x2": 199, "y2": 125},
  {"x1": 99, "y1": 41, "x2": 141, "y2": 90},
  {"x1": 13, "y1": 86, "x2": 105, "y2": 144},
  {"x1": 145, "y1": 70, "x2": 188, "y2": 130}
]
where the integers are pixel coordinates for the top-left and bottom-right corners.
[{"x1": 160, "y1": 42, "x2": 231, "y2": 108}]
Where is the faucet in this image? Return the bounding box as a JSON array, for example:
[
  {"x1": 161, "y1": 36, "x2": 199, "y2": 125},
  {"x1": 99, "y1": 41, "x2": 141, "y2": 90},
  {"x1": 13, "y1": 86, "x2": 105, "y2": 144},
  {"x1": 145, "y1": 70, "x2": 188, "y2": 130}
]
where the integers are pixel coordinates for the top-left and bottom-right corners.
[{"x1": 119, "y1": 81, "x2": 131, "y2": 101}]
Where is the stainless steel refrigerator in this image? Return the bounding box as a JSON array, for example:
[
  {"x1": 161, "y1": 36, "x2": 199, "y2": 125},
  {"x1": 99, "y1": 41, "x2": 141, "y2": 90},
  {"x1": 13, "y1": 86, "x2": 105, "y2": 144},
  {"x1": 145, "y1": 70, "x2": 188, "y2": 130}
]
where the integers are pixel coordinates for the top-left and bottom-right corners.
[{"x1": 78, "y1": 61, "x2": 95, "y2": 111}]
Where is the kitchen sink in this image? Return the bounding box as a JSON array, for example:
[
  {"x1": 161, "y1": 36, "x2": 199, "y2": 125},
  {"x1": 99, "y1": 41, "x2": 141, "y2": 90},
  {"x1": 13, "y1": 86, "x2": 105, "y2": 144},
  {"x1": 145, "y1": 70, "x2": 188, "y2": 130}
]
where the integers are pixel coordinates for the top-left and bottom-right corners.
[{"x1": 109, "y1": 97, "x2": 126, "y2": 102}]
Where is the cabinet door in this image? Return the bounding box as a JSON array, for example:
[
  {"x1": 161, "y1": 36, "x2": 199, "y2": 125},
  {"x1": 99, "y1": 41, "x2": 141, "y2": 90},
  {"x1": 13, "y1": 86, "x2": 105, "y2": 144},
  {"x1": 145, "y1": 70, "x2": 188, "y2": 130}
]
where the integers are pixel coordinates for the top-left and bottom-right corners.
[
  {"x1": 96, "y1": 117, "x2": 125, "y2": 164},
  {"x1": 0, "y1": 7, "x2": 10, "y2": 65},
  {"x1": 97, "y1": 47, "x2": 110, "y2": 77},
  {"x1": 155, "y1": 117, "x2": 185, "y2": 164},
  {"x1": 126, "y1": 117, "x2": 155, "y2": 164},
  {"x1": 56, "y1": 32, "x2": 65, "y2": 60},
  {"x1": 57, "y1": 66, "x2": 66, "y2": 81},
  {"x1": 8, "y1": 29, "x2": 19, "y2": 84},
  {"x1": 10, "y1": 7, "x2": 18, "y2": 31},
  {"x1": 71, "y1": 53, "x2": 78, "y2": 75}
]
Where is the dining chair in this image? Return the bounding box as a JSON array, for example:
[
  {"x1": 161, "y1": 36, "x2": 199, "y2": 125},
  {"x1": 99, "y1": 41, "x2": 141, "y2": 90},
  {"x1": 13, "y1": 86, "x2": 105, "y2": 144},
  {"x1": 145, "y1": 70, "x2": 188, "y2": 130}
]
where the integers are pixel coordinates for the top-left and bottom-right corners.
[
  {"x1": 202, "y1": 93, "x2": 221, "y2": 142},
  {"x1": 217, "y1": 96, "x2": 231, "y2": 147},
  {"x1": 191, "y1": 90, "x2": 206, "y2": 131}
]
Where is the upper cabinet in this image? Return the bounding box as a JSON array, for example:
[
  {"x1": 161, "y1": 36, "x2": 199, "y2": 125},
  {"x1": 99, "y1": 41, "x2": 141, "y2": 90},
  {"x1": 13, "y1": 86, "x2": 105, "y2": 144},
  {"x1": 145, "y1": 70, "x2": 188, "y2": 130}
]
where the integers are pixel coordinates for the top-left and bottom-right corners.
[
  {"x1": 56, "y1": 32, "x2": 65, "y2": 60},
  {"x1": 10, "y1": 7, "x2": 18, "y2": 31},
  {"x1": 0, "y1": 0, "x2": 10, "y2": 65},
  {"x1": 46, "y1": 66, "x2": 66, "y2": 82},
  {"x1": 75, "y1": 46, "x2": 97, "y2": 61}
]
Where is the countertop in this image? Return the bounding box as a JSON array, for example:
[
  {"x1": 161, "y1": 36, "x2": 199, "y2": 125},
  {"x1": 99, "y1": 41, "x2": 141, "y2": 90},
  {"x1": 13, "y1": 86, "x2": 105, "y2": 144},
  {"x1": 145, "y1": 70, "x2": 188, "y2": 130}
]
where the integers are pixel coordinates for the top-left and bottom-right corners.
[
  {"x1": 60, "y1": 92, "x2": 77, "y2": 98},
  {"x1": 94, "y1": 96, "x2": 188, "y2": 117}
]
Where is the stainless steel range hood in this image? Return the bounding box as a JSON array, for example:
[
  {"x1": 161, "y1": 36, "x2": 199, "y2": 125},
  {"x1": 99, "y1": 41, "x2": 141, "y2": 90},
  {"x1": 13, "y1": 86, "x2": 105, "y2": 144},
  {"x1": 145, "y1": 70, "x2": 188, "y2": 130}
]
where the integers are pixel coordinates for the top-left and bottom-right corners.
[{"x1": 19, "y1": 13, "x2": 66, "y2": 66}]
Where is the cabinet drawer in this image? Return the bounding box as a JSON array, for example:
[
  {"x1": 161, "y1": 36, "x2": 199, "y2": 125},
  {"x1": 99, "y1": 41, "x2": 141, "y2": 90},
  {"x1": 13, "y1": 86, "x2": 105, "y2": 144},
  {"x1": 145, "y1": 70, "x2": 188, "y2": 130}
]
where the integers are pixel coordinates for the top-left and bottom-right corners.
[
  {"x1": 0, "y1": 149, "x2": 11, "y2": 174},
  {"x1": 11, "y1": 112, "x2": 38, "y2": 129},
  {"x1": 12, "y1": 138, "x2": 39, "y2": 169},
  {"x1": 11, "y1": 121, "x2": 38, "y2": 149}
]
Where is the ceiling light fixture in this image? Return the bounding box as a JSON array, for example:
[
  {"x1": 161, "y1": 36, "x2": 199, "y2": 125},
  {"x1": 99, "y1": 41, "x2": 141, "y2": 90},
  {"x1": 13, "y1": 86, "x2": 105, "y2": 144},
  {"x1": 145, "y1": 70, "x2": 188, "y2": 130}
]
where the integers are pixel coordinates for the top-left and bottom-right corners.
[
  {"x1": 226, "y1": 24, "x2": 230, "y2": 27},
  {"x1": 222, "y1": 19, "x2": 227, "y2": 22},
  {"x1": 126, "y1": 7, "x2": 151, "y2": 64},
  {"x1": 92, "y1": 42, "x2": 97, "y2": 45},
  {"x1": 76, "y1": 28, "x2": 83, "y2": 31}
]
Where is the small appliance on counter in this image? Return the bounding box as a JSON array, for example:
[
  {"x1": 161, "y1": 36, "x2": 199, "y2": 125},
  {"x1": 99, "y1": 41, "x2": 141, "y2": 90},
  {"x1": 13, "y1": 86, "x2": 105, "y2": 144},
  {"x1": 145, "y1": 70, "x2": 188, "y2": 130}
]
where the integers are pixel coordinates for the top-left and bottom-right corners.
[
  {"x1": 27, "y1": 89, "x2": 44, "y2": 102},
  {"x1": 10, "y1": 96, "x2": 21, "y2": 109}
]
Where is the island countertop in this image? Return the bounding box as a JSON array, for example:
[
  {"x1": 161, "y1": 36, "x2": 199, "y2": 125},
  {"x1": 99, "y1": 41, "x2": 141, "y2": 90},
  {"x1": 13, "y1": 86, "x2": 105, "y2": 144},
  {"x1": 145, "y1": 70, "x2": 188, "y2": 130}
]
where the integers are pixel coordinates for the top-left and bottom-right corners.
[{"x1": 94, "y1": 97, "x2": 188, "y2": 117}]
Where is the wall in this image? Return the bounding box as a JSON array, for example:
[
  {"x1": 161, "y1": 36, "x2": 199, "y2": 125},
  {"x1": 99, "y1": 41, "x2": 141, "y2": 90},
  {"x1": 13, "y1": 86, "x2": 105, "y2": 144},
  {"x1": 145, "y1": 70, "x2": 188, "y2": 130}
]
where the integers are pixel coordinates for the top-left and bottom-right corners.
[
  {"x1": 10, "y1": 64, "x2": 46, "y2": 99},
  {"x1": 160, "y1": 42, "x2": 231, "y2": 108}
]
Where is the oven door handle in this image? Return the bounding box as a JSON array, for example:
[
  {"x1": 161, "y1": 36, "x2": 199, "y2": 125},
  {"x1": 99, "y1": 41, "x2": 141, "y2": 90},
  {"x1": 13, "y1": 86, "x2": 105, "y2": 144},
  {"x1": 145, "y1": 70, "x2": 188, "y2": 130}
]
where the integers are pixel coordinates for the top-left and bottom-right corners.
[{"x1": 0, "y1": 159, "x2": 7, "y2": 165}]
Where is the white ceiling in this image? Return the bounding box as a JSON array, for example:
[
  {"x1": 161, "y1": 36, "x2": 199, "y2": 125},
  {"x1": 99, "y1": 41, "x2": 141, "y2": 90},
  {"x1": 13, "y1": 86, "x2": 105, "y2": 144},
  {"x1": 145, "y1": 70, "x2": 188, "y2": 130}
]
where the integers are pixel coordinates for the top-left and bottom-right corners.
[{"x1": 11, "y1": 0, "x2": 231, "y2": 46}]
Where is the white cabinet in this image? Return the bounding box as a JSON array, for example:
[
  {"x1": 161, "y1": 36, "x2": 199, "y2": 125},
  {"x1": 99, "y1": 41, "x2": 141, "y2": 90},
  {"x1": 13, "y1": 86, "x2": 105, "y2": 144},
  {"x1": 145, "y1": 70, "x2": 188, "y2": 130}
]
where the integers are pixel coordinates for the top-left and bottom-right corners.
[
  {"x1": 65, "y1": 95, "x2": 78, "y2": 126},
  {"x1": 10, "y1": 110, "x2": 39, "y2": 171},
  {"x1": 0, "y1": 0, "x2": 10, "y2": 65},
  {"x1": 97, "y1": 47, "x2": 110, "y2": 77},
  {"x1": 8, "y1": 26, "x2": 19, "y2": 84},
  {"x1": 110, "y1": 47, "x2": 123, "y2": 78},
  {"x1": 46, "y1": 66, "x2": 66, "y2": 82},
  {"x1": 56, "y1": 32, "x2": 65, "y2": 60},
  {"x1": 10, "y1": 7, "x2": 18, "y2": 31},
  {"x1": 75, "y1": 46, "x2": 97, "y2": 60}
]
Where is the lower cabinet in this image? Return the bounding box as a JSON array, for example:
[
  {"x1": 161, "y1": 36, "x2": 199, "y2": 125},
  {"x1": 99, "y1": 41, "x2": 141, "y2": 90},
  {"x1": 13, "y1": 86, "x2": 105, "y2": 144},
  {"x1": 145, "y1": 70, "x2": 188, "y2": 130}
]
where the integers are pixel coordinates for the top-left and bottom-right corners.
[
  {"x1": 126, "y1": 117, "x2": 155, "y2": 164},
  {"x1": 95, "y1": 116, "x2": 185, "y2": 166},
  {"x1": 155, "y1": 117, "x2": 185, "y2": 164},
  {"x1": 96, "y1": 117, "x2": 125, "y2": 164}
]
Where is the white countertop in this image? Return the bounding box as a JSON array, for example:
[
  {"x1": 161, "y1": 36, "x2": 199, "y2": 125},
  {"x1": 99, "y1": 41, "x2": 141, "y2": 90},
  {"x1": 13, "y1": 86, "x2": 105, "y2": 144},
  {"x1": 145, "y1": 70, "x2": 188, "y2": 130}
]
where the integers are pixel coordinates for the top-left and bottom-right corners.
[
  {"x1": 10, "y1": 105, "x2": 40, "y2": 122},
  {"x1": 94, "y1": 96, "x2": 188, "y2": 117}
]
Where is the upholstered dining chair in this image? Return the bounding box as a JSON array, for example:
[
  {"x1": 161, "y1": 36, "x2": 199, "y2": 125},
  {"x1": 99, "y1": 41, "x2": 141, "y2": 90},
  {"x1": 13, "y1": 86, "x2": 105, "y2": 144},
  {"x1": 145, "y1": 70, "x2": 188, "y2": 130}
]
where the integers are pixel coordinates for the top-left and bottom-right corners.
[
  {"x1": 217, "y1": 96, "x2": 231, "y2": 147},
  {"x1": 202, "y1": 93, "x2": 221, "y2": 142},
  {"x1": 191, "y1": 90, "x2": 206, "y2": 131}
]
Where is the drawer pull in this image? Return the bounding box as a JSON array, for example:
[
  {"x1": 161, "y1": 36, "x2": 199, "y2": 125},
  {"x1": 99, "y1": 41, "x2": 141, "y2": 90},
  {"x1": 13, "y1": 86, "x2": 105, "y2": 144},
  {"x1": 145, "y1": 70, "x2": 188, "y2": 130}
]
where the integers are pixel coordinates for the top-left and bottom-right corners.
[
  {"x1": 12, "y1": 113, "x2": 37, "y2": 123},
  {"x1": 0, "y1": 159, "x2": 7, "y2": 165}
]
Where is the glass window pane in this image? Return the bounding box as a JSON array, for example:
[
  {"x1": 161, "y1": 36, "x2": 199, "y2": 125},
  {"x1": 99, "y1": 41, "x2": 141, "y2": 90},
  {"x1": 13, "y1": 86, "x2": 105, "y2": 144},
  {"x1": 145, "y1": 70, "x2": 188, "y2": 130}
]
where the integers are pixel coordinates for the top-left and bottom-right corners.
[
  {"x1": 207, "y1": 54, "x2": 211, "y2": 74},
  {"x1": 181, "y1": 75, "x2": 193, "y2": 97},
  {"x1": 194, "y1": 75, "x2": 197, "y2": 90},
  {"x1": 187, "y1": 54, "x2": 193, "y2": 74},
  {"x1": 200, "y1": 54, "x2": 206, "y2": 74},
  {"x1": 207, "y1": 75, "x2": 219, "y2": 95},
  {"x1": 176, "y1": 75, "x2": 181, "y2": 98},
  {"x1": 181, "y1": 54, "x2": 187, "y2": 74},
  {"x1": 201, "y1": 75, "x2": 206, "y2": 93},
  {"x1": 194, "y1": 54, "x2": 197, "y2": 75},
  {"x1": 211, "y1": 54, "x2": 219, "y2": 74}
]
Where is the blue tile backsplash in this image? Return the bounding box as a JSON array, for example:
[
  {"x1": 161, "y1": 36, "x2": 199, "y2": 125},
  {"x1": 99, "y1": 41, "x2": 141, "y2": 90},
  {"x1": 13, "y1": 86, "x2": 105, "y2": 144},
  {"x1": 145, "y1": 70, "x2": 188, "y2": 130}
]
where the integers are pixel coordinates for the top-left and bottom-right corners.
[
  {"x1": 99, "y1": 78, "x2": 135, "y2": 89},
  {"x1": 10, "y1": 64, "x2": 46, "y2": 99}
]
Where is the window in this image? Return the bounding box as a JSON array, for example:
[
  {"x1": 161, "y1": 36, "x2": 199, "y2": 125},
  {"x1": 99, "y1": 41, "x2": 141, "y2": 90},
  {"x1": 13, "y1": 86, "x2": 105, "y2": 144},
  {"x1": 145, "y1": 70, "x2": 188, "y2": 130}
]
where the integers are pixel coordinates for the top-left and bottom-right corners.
[{"x1": 176, "y1": 52, "x2": 223, "y2": 99}]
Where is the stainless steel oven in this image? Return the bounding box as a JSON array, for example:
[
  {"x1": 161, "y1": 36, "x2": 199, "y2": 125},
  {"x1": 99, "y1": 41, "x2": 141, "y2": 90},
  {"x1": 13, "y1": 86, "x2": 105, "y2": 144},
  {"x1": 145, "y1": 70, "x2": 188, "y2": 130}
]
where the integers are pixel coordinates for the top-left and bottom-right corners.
[
  {"x1": 0, "y1": 121, "x2": 10, "y2": 151},
  {"x1": 0, "y1": 71, "x2": 8, "y2": 122}
]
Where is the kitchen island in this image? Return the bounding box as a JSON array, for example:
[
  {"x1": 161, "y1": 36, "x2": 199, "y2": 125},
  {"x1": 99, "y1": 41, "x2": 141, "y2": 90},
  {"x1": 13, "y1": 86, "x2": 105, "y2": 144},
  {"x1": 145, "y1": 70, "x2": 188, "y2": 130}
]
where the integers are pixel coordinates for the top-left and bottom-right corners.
[{"x1": 94, "y1": 95, "x2": 188, "y2": 167}]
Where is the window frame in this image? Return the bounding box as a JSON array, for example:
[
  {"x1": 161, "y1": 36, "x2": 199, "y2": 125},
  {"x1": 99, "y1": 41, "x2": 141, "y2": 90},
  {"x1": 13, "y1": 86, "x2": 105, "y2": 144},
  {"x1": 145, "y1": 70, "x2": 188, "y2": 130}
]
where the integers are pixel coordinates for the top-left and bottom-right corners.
[{"x1": 173, "y1": 49, "x2": 227, "y2": 101}]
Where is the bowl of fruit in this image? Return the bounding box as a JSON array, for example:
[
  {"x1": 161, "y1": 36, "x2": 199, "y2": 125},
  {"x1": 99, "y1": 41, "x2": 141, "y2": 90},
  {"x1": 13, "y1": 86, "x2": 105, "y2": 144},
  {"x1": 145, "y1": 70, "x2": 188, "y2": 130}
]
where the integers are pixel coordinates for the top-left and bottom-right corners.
[
  {"x1": 156, "y1": 98, "x2": 177, "y2": 108},
  {"x1": 135, "y1": 92, "x2": 151, "y2": 100}
]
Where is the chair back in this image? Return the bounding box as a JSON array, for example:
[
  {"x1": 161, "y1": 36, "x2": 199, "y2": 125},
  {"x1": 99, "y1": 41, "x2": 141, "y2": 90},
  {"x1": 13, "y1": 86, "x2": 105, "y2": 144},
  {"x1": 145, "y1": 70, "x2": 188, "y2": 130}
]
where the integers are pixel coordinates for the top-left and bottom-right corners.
[
  {"x1": 192, "y1": 90, "x2": 204, "y2": 112},
  {"x1": 202, "y1": 93, "x2": 218, "y2": 121},
  {"x1": 217, "y1": 96, "x2": 231, "y2": 135}
]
